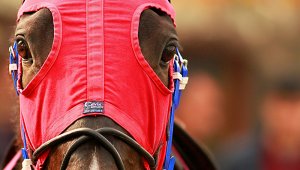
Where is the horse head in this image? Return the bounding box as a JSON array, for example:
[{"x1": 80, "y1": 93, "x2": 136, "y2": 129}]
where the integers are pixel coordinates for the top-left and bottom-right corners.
[{"x1": 9, "y1": 0, "x2": 189, "y2": 169}]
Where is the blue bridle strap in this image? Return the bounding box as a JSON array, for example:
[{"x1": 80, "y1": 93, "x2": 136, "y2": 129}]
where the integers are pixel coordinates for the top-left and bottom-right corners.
[
  {"x1": 164, "y1": 48, "x2": 188, "y2": 170},
  {"x1": 21, "y1": 124, "x2": 29, "y2": 159},
  {"x1": 9, "y1": 41, "x2": 19, "y2": 95},
  {"x1": 9, "y1": 42, "x2": 29, "y2": 159}
]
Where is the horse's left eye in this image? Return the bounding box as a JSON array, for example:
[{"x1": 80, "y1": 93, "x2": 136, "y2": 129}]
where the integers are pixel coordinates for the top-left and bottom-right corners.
[{"x1": 161, "y1": 45, "x2": 176, "y2": 63}]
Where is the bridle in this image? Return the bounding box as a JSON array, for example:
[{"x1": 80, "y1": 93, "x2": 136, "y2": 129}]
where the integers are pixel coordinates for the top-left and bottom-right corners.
[
  {"x1": 9, "y1": 39, "x2": 188, "y2": 170},
  {"x1": 33, "y1": 127, "x2": 156, "y2": 170},
  {"x1": 9, "y1": 40, "x2": 188, "y2": 169}
]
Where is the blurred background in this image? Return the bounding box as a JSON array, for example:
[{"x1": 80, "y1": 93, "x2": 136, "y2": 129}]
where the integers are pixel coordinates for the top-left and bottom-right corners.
[{"x1": 1, "y1": 1, "x2": 300, "y2": 169}]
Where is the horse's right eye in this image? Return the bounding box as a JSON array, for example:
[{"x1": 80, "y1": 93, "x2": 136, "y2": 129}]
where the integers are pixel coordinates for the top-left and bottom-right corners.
[
  {"x1": 17, "y1": 39, "x2": 27, "y2": 58},
  {"x1": 16, "y1": 39, "x2": 32, "y2": 64}
]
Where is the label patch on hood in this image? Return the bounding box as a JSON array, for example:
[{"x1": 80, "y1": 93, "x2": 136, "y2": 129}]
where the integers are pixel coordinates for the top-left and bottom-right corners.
[{"x1": 83, "y1": 101, "x2": 104, "y2": 114}]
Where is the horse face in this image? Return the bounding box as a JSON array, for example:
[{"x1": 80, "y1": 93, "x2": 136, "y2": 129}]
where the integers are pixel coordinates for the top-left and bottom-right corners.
[
  {"x1": 13, "y1": 6, "x2": 179, "y2": 169},
  {"x1": 14, "y1": 8, "x2": 179, "y2": 89}
]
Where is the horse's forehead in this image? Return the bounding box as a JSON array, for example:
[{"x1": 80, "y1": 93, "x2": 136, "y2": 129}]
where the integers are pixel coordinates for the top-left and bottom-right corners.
[
  {"x1": 17, "y1": 0, "x2": 176, "y2": 168},
  {"x1": 16, "y1": 9, "x2": 51, "y2": 38},
  {"x1": 140, "y1": 9, "x2": 176, "y2": 33}
]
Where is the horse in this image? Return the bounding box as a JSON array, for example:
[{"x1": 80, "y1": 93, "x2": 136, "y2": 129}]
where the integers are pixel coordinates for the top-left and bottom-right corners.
[{"x1": 3, "y1": 0, "x2": 216, "y2": 169}]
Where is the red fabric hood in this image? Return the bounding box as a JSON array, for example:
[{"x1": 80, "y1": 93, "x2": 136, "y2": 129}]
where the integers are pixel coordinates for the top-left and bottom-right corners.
[{"x1": 17, "y1": 0, "x2": 175, "y2": 169}]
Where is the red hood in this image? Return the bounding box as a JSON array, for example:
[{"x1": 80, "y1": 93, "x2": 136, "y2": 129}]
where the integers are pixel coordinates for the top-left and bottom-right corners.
[{"x1": 17, "y1": 0, "x2": 175, "y2": 169}]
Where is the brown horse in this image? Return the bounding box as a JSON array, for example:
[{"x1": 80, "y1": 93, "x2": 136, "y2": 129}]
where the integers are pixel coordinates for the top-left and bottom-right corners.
[{"x1": 4, "y1": 3, "x2": 216, "y2": 170}]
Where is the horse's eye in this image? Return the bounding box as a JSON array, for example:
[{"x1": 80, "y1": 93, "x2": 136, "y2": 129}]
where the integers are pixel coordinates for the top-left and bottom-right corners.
[
  {"x1": 17, "y1": 39, "x2": 31, "y2": 62},
  {"x1": 161, "y1": 45, "x2": 176, "y2": 63}
]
